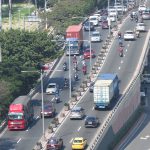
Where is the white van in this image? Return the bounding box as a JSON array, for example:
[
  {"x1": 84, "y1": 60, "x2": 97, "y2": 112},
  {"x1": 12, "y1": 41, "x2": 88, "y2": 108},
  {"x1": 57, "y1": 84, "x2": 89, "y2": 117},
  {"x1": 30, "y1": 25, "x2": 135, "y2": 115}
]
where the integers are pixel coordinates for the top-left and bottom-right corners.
[{"x1": 89, "y1": 16, "x2": 99, "y2": 26}]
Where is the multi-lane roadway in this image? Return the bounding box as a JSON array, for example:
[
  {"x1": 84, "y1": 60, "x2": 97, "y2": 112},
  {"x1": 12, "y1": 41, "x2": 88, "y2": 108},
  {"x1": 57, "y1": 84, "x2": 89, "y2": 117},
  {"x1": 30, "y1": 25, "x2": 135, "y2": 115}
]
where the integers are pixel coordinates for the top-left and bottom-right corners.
[
  {"x1": 0, "y1": 16, "x2": 110, "y2": 150},
  {"x1": 0, "y1": 3, "x2": 149, "y2": 150}
]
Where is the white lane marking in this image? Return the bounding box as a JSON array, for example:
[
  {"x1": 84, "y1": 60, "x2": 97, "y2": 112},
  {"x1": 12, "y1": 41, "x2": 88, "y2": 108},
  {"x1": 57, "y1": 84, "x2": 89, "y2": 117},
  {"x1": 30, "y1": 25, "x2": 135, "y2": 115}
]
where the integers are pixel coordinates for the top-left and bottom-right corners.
[
  {"x1": 36, "y1": 116, "x2": 39, "y2": 119},
  {"x1": 0, "y1": 127, "x2": 7, "y2": 138},
  {"x1": 77, "y1": 126, "x2": 81, "y2": 131},
  {"x1": 127, "y1": 43, "x2": 130, "y2": 47},
  {"x1": 126, "y1": 49, "x2": 127, "y2": 52},
  {"x1": 17, "y1": 138, "x2": 21, "y2": 143},
  {"x1": 121, "y1": 60, "x2": 123, "y2": 64},
  {"x1": 124, "y1": 54, "x2": 125, "y2": 57},
  {"x1": 92, "y1": 107, "x2": 94, "y2": 110},
  {"x1": 70, "y1": 138, "x2": 73, "y2": 143},
  {"x1": 145, "y1": 135, "x2": 150, "y2": 138},
  {"x1": 118, "y1": 66, "x2": 121, "y2": 70},
  {"x1": 140, "y1": 137, "x2": 147, "y2": 140}
]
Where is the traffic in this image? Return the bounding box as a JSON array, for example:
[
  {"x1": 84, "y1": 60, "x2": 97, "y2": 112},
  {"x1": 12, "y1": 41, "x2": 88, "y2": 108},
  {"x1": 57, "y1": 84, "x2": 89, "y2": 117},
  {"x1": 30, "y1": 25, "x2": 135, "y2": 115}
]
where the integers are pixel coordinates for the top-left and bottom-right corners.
[{"x1": 0, "y1": 0, "x2": 150, "y2": 150}]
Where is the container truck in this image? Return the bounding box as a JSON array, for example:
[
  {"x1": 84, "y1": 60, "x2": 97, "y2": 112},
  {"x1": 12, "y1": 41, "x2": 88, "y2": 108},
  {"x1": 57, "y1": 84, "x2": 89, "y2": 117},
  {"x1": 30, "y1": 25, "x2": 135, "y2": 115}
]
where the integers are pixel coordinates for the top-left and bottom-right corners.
[
  {"x1": 8, "y1": 96, "x2": 34, "y2": 130},
  {"x1": 93, "y1": 73, "x2": 119, "y2": 109},
  {"x1": 65, "y1": 24, "x2": 83, "y2": 55}
]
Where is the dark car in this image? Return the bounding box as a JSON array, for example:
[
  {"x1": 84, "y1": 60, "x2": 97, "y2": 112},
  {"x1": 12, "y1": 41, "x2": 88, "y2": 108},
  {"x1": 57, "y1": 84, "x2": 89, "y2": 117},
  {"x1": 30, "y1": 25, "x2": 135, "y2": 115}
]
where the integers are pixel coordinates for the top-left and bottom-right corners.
[
  {"x1": 85, "y1": 116, "x2": 99, "y2": 128},
  {"x1": 46, "y1": 137, "x2": 63, "y2": 150},
  {"x1": 40, "y1": 102, "x2": 56, "y2": 118},
  {"x1": 89, "y1": 82, "x2": 94, "y2": 93},
  {"x1": 83, "y1": 21, "x2": 94, "y2": 31},
  {"x1": 83, "y1": 48, "x2": 95, "y2": 59},
  {"x1": 102, "y1": 20, "x2": 109, "y2": 29}
]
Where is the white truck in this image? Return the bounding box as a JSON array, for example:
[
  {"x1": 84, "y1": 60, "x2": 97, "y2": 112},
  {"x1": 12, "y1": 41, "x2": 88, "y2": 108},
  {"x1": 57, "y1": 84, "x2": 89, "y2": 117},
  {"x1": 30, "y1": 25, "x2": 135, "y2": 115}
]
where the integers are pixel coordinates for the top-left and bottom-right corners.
[{"x1": 93, "y1": 73, "x2": 119, "y2": 109}]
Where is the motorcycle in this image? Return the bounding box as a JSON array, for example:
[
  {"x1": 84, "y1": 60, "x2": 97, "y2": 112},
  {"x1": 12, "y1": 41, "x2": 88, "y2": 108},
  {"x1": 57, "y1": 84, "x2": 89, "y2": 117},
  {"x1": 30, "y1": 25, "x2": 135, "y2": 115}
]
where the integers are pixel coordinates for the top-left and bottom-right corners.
[
  {"x1": 136, "y1": 31, "x2": 140, "y2": 38},
  {"x1": 119, "y1": 51, "x2": 123, "y2": 57},
  {"x1": 135, "y1": 18, "x2": 138, "y2": 22},
  {"x1": 63, "y1": 63, "x2": 67, "y2": 71},
  {"x1": 82, "y1": 65, "x2": 87, "y2": 75},
  {"x1": 52, "y1": 93, "x2": 60, "y2": 103},
  {"x1": 74, "y1": 73, "x2": 78, "y2": 81}
]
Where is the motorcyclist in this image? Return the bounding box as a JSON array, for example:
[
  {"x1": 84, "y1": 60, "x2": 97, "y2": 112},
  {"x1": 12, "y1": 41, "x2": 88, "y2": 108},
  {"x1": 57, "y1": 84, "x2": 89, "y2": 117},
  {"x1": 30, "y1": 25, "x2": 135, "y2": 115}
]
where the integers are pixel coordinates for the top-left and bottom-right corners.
[
  {"x1": 118, "y1": 46, "x2": 123, "y2": 57},
  {"x1": 74, "y1": 72, "x2": 78, "y2": 81},
  {"x1": 64, "y1": 78, "x2": 68, "y2": 86},
  {"x1": 136, "y1": 30, "x2": 140, "y2": 38},
  {"x1": 73, "y1": 55, "x2": 77, "y2": 64},
  {"x1": 130, "y1": 13, "x2": 133, "y2": 20},
  {"x1": 118, "y1": 32, "x2": 122, "y2": 39},
  {"x1": 63, "y1": 62, "x2": 67, "y2": 71},
  {"x1": 74, "y1": 63, "x2": 78, "y2": 71},
  {"x1": 82, "y1": 65, "x2": 87, "y2": 75},
  {"x1": 118, "y1": 38, "x2": 123, "y2": 47},
  {"x1": 135, "y1": 15, "x2": 138, "y2": 22}
]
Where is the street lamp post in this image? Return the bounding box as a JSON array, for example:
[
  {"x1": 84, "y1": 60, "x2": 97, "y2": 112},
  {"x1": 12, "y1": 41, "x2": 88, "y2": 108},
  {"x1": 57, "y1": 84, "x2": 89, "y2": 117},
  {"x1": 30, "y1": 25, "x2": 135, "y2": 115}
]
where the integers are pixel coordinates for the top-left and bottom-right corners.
[
  {"x1": 18, "y1": 9, "x2": 21, "y2": 29},
  {"x1": 21, "y1": 69, "x2": 45, "y2": 138},
  {"x1": 0, "y1": 0, "x2": 2, "y2": 31},
  {"x1": 108, "y1": 0, "x2": 111, "y2": 36},
  {"x1": 89, "y1": 22, "x2": 92, "y2": 72}
]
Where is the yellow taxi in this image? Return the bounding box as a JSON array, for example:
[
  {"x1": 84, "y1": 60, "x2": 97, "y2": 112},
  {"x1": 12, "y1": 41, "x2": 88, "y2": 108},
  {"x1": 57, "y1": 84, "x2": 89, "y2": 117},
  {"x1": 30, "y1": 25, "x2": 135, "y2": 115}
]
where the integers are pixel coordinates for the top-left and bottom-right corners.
[{"x1": 72, "y1": 137, "x2": 87, "y2": 150}]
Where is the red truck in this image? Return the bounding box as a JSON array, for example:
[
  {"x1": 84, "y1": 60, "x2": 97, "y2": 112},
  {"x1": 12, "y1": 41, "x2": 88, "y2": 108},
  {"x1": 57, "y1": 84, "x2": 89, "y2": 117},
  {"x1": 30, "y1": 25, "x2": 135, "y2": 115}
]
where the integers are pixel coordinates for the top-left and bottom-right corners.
[
  {"x1": 65, "y1": 24, "x2": 83, "y2": 55},
  {"x1": 8, "y1": 96, "x2": 34, "y2": 130}
]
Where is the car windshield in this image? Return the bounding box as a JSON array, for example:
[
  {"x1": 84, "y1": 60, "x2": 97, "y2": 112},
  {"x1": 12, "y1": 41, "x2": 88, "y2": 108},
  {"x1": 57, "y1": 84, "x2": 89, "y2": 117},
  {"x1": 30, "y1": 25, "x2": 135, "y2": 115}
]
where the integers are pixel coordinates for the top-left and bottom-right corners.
[
  {"x1": 44, "y1": 105, "x2": 52, "y2": 110},
  {"x1": 92, "y1": 33, "x2": 99, "y2": 36},
  {"x1": 48, "y1": 139, "x2": 57, "y2": 144},
  {"x1": 85, "y1": 22, "x2": 93, "y2": 26},
  {"x1": 8, "y1": 113, "x2": 23, "y2": 120},
  {"x1": 126, "y1": 31, "x2": 133, "y2": 34},
  {"x1": 138, "y1": 23, "x2": 144, "y2": 26},
  {"x1": 90, "y1": 17, "x2": 97, "y2": 21},
  {"x1": 86, "y1": 117, "x2": 96, "y2": 121},
  {"x1": 74, "y1": 140, "x2": 82, "y2": 143},
  {"x1": 48, "y1": 84, "x2": 56, "y2": 88}
]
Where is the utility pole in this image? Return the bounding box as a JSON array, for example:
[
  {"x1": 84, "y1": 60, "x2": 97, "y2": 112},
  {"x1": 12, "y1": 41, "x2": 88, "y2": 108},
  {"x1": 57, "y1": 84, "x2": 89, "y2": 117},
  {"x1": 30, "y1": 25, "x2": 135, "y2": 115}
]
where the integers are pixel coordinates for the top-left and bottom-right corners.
[
  {"x1": 9, "y1": 0, "x2": 12, "y2": 29},
  {"x1": 0, "y1": 0, "x2": 2, "y2": 31},
  {"x1": 0, "y1": 44, "x2": 2, "y2": 62}
]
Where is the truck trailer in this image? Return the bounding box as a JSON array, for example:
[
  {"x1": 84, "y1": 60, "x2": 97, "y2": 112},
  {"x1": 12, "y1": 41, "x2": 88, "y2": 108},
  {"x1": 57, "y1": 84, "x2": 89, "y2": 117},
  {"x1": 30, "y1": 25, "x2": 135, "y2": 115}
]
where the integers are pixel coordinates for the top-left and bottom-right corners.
[
  {"x1": 65, "y1": 24, "x2": 83, "y2": 55},
  {"x1": 8, "y1": 96, "x2": 34, "y2": 130},
  {"x1": 93, "y1": 73, "x2": 119, "y2": 109}
]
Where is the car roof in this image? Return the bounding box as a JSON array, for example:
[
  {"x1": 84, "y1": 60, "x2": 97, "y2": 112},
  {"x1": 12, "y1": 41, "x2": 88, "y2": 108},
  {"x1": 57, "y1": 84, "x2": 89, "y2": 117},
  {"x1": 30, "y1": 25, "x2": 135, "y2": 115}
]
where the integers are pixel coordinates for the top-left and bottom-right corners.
[
  {"x1": 72, "y1": 106, "x2": 82, "y2": 111},
  {"x1": 125, "y1": 30, "x2": 133, "y2": 33},
  {"x1": 137, "y1": 23, "x2": 144, "y2": 25},
  {"x1": 92, "y1": 31, "x2": 100, "y2": 34},
  {"x1": 74, "y1": 137, "x2": 84, "y2": 140},
  {"x1": 48, "y1": 83, "x2": 57, "y2": 85}
]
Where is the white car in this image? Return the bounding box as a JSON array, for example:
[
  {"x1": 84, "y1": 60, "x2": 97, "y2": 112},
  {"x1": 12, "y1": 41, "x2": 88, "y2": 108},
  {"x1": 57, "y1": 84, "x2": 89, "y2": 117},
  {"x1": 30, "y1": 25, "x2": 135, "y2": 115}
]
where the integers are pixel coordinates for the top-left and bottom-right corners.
[
  {"x1": 136, "y1": 23, "x2": 146, "y2": 31},
  {"x1": 89, "y1": 16, "x2": 99, "y2": 26},
  {"x1": 46, "y1": 83, "x2": 58, "y2": 94},
  {"x1": 93, "y1": 13, "x2": 101, "y2": 22},
  {"x1": 138, "y1": 5, "x2": 147, "y2": 12},
  {"x1": 107, "y1": 15, "x2": 116, "y2": 22},
  {"x1": 70, "y1": 106, "x2": 84, "y2": 120},
  {"x1": 91, "y1": 31, "x2": 101, "y2": 42},
  {"x1": 124, "y1": 30, "x2": 135, "y2": 40}
]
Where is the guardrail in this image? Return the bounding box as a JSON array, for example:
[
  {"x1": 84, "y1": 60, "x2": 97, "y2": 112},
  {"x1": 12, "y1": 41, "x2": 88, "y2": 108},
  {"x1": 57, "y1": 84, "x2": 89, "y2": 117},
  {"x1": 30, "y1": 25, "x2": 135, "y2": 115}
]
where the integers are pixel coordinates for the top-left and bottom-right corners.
[{"x1": 88, "y1": 30, "x2": 150, "y2": 150}]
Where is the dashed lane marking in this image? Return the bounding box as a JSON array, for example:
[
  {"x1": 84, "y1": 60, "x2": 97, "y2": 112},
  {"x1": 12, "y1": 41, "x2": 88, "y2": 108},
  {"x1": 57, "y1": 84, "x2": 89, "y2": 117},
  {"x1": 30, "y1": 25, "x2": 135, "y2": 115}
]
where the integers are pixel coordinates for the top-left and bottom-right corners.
[
  {"x1": 17, "y1": 138, "x2": 21, "y2": 144},
  {"x1": 127, "y1": 44, "x2": 130, "y2": 47},
  {"x1": 70, "y1": 138, "x2": 73, "y2": 143},
  {"x1": 118, "y1": 66, "x2": 121, "y2": 70},
  {"x1": 121, "y1": 60, "x2": 123, "y2": 64},
  {"x1": 126, "y1": 49, "x2": 127, "y2": 52},
  {"x1": 77, "y1": 126, "x2": 81, "y2": 131},
  {"x1": 92, "y1": 107, "x2": 94, "y2": 110}
]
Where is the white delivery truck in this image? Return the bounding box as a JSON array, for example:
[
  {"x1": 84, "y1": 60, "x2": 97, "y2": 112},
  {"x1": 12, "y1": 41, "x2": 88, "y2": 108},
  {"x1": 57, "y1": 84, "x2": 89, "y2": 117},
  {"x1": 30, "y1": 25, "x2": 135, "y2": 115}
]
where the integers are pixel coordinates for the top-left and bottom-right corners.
[{"x1": 94, "y1": 73, "x2": 119, "y2": 109}]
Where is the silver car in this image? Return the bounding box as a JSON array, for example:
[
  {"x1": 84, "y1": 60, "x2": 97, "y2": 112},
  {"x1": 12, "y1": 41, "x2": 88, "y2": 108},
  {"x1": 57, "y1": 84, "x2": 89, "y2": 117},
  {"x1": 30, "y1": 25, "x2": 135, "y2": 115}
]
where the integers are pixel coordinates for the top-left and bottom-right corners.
[{"x1": 70, "y1": 106, "x2": 84, "y2": 120}]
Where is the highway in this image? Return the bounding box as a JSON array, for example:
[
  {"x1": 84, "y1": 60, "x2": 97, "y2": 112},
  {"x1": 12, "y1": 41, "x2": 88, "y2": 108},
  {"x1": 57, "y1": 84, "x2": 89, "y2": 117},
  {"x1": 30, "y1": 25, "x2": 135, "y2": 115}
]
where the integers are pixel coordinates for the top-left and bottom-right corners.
[
  {"x1": 0, "y1": 17, "x2": 110, "y2": 150},
  {"x1": 0, "y1": 3, "x2": 147, "y2": 150},
  {"x1": 45, "y1": 8, "x2": 149, "y2": 150}
]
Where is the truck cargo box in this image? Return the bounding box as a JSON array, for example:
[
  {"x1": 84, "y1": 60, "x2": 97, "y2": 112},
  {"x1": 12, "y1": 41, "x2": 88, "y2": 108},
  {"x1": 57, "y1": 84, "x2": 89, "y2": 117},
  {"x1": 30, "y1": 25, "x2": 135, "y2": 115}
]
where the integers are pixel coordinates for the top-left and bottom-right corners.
[{"x1": 94, "y1": 74, "x2": 119, "y2": 109}]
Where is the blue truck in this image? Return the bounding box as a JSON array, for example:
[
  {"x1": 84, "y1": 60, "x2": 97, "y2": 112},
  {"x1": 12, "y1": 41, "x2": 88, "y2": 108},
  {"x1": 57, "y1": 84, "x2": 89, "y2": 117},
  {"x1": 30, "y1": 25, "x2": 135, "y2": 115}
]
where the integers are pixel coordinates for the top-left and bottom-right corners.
[{"x1": 93, "y1": 73, "x2": 119, "y2": 109}]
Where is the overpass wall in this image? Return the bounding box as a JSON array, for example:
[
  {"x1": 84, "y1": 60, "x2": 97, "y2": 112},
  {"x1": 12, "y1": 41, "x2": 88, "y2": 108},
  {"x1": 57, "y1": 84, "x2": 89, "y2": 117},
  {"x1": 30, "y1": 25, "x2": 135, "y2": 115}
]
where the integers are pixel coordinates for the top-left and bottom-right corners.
[{"x1": 95, "y1": 78, "x2": 141, "y2": 150}]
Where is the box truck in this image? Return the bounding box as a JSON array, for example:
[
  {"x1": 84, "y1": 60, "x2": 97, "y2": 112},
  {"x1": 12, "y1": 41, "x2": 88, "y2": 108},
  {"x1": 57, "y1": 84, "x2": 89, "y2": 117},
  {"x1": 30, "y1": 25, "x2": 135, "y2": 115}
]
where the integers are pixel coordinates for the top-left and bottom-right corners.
[
  {"x1": 65, "y1": 24, "x2": 83, "y2": 55},
  {"x1": 94, "y1": 73, "x2": 119, "y2": 109},
  {"x1": 8, "y1": 96, "x2": 34, "y2": 130}
]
